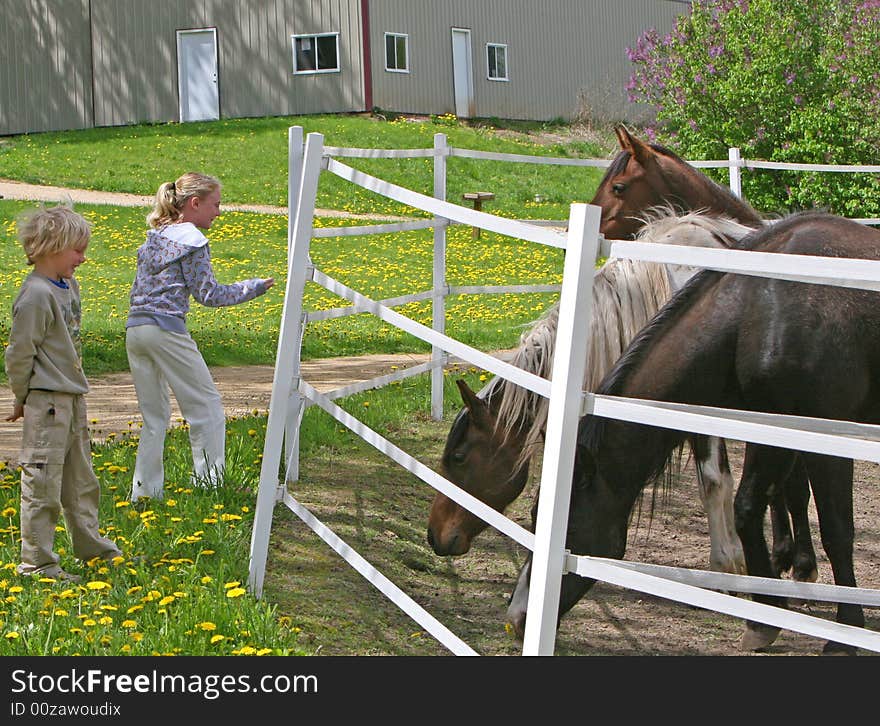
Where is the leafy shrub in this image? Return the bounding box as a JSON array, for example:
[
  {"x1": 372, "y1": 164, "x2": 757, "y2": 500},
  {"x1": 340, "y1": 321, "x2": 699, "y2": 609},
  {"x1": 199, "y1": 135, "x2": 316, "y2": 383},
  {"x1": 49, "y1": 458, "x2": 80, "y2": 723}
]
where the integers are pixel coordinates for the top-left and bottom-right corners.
[{"x1": 626, "y1": 0, "x2": 880, "y2": 217}]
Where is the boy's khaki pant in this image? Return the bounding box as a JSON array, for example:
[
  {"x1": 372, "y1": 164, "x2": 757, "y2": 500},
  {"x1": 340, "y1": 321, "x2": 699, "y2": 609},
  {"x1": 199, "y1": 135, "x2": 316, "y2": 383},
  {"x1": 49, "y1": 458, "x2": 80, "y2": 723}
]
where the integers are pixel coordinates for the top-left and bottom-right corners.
[{"x1": 17, "y1": 390, "x2": 120, "y2": 574}]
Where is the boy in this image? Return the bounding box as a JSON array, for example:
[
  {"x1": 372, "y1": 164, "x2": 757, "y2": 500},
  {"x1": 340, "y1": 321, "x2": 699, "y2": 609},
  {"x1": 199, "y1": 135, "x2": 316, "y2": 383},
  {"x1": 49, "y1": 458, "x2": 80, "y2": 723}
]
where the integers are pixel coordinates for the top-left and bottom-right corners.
[{"x1": 4, "y1": 205, "x2": 122, "y2": 582}]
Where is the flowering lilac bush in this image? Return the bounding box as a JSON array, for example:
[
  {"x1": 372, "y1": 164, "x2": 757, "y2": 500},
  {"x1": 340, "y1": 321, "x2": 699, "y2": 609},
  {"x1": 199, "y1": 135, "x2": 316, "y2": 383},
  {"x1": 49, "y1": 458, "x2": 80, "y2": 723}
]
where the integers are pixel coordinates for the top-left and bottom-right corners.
[{"x1": 627, "y1": 0, "x2": 880, "y2": 217}]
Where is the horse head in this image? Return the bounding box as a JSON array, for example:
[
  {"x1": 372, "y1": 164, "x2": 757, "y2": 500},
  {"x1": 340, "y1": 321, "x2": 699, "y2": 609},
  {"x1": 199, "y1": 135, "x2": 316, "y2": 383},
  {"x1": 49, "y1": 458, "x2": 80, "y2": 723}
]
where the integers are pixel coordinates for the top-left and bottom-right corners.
[
  {"x1": 426, "y1": 378, "x2": 530, "y2": 556},
  {"x1": 589, "y1": 125, "x2": 679, "y2": 240},
  {"x1": 590, "y1": 125, "x2": 764, "y2": 239}
]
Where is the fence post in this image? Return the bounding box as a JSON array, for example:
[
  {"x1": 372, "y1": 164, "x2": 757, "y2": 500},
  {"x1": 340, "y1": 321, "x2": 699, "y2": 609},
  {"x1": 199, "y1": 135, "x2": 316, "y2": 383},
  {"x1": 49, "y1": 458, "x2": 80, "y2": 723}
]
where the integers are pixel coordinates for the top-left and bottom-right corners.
[
  {"x1": 522, "y1": 203, "x2": 601, "y2": 655},
  {"x1": 284, "y1": 126, "x2": 305, "y2": 485},
  {"x1": 728, "y1": 147, "x2": 742, "y2": 198},
  {"x1": 431, "y1": 133, "x2": 449, "y2": 420},
  {"x1": 248, "y1": 131, "x2": 324, "y2": 598}
]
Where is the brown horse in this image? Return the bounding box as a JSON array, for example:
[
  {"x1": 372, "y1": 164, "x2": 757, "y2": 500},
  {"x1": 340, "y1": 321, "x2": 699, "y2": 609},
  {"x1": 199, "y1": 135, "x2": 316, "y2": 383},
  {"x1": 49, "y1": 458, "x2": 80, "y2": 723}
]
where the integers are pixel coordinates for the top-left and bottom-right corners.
[
  {"x1": 591, "y1": 125, "x2": 763, "y2": 238},
  {"x1": 507, "y1": 212, "x2": 880, "y2": 654},
  {"x1": 428, "y1": 211, "x2": 753, "y2": 579},
  {"x1": 428, "y1": 126, "x2": 817, "y2": 583},
  {"x1": 593, "y1": 126, "x2": 816, "y2": 583}
]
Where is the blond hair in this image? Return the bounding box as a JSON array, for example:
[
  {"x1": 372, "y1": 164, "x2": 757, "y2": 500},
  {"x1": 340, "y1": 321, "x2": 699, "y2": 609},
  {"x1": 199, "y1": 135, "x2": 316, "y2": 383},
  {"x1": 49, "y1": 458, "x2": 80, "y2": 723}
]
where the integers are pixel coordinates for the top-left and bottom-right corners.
[
  {"x1": 17, "y1": 204, "x2": 92, "y2": 265},
  {"x1": 147, "y1": 172, "x2": 221, "y2": 228}
]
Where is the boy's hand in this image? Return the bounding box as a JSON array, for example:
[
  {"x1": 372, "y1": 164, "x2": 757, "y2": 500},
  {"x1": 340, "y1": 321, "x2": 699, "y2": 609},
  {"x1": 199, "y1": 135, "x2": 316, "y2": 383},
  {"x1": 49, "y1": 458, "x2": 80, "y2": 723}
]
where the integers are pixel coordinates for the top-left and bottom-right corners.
[{"x1": 5, "y1": 403, "x2": 24, "y2": 422}]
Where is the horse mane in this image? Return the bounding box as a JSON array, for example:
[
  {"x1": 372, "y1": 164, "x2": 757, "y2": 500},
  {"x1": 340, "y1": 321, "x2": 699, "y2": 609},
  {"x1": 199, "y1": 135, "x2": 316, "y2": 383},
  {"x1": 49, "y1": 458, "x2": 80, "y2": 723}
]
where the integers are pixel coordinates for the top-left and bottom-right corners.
[
  {"x1": 483, "y1": 208, "x2": 758, "y2": 477},
  {"x1": 579, "y1": 261, "x2": 725, "y2": 488},
  {"x1": 635, "y1": 205, "x2": 757, "y2": 246},
  {"x1": 486, "y1": 256, "x2": 673, "y2": 472}
]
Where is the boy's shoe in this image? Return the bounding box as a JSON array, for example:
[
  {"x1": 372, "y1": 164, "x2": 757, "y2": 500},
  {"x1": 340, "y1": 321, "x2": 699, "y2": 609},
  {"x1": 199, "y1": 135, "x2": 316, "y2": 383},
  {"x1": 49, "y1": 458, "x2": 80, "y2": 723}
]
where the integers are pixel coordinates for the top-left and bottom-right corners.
[{"x1": 18, "y1": 564, "x2": 82, "y2": 583}]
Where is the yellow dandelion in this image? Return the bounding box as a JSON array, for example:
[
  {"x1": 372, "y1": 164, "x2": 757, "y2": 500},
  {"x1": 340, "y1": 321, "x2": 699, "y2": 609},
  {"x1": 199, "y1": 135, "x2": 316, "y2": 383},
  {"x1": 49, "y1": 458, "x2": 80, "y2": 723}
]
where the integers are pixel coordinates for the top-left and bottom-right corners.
[
  {"x1": 197, "y1": 621, "x2": 217, "y2": 631},
  {"x1": 54, "y1": 609, "x2": 68, "y2": 617},
  {"x1": 210, "y1": 634, "x2": 225, "y2": 644},
  {"x1": 4, "y1": 631, "x2": 19, "y2": 639},
  {"x1": 8, "y1": 586, "x2": 23, "y2": 594},
  {"x1": 1, "y1": 507, "x2": 15, "y2": 517},
  {"x1": 224, "y1": 581, "x2": 241, "y2": 589},
  {"x1": 158, "y1": 595, "x2": 175, "y2": 606},
  {"x1": 86, "y1": 580, "x2": 111, "y2": 591},
  {"x1": 121, "y1": 620, "x2": 137, "y2": 628},
  {"x1": 226, "y1": 587, "x2": 246, "y2": 599},
  {"x1": 200, "y1": 575, "x2": 212, "y2": 584},
  {"x1": 115, "y1": 501, "x2": 131, "y2": 508}
]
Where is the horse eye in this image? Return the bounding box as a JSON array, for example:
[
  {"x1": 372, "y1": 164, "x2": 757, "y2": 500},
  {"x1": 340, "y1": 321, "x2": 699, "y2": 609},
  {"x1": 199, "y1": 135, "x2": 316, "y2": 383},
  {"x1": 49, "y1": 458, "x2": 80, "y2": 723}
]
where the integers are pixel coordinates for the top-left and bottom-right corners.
[
  {"x1": 612, "y1": 182, "x2": 626, "y2": 194},
  {"x1": 451, "y1": 450, "x2": 467, "y2": 465}
]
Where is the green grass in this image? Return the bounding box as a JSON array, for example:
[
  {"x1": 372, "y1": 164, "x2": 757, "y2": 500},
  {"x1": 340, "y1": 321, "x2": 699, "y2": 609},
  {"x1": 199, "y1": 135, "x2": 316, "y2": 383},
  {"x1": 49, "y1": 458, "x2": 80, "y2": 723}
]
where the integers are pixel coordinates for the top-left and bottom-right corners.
[
  {"x1": 0, "y1": 199, "x2": 565, "y2": 379},
  {"x1": 0, "y1": 369, "x2": 487, "y2": 655},
  {"x1": 0, "y1": 113, "x2": 608, "y2": 219},
  {"x1": 0, "y1": 114, "x2": 606, "y2": 655}
]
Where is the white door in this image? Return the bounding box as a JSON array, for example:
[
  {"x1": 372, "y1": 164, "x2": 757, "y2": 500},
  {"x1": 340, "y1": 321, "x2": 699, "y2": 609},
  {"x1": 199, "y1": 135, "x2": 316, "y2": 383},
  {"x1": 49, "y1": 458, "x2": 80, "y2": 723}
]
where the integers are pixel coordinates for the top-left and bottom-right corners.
[
  {"x1": 177, "y1": 29, "x2": 219, "y2": 122},
  {"x1": 451, "y1": 28, "x2": 474, "y2": 119}
]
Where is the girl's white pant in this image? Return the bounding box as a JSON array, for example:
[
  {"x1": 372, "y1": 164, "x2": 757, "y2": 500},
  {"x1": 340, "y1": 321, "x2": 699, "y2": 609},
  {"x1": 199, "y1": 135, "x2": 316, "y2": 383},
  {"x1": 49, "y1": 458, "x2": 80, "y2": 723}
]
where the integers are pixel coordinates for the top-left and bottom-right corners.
[{"x1": 126, "y1": 324, "x2": 226, "y2": 501}]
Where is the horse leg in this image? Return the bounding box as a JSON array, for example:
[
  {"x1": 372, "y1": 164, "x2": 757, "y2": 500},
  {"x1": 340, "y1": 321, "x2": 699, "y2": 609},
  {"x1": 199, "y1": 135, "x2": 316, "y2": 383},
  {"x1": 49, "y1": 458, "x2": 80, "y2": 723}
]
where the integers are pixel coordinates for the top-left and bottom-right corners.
[
  {"x1": 784, "y1": 457, "x2": 818, "y2": 584},
  {"x1": 690, "y1": 435, "x2": 746, "y2": 575},
  {"x1": 768, "y1": 488, "x2": 795, "y2": 577},
  {"x1": 801, "y1": 453, "x2": 862, "y2": 655},
  {"x1": 735, "y1": 443, "x2": 797, "y2": 652}
]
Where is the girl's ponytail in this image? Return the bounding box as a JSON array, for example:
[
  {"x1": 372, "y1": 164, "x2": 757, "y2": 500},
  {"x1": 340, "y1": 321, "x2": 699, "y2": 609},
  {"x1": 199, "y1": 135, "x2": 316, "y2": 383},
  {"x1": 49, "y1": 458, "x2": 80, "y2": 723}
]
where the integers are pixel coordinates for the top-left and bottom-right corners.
[{"x1": 146, "y1": 173, "x2": 221, "y2": 229}]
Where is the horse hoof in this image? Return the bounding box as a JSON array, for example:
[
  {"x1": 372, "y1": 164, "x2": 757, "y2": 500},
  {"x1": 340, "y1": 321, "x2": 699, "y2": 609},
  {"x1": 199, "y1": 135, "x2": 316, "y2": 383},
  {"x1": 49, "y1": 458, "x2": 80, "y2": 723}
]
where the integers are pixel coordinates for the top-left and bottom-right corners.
[
  {"x1": 794, "y1": 567, "x2": 819, "y2": 584},
  {"x1": 740, "y1": 623, "x2": 781, "y2": 652}
]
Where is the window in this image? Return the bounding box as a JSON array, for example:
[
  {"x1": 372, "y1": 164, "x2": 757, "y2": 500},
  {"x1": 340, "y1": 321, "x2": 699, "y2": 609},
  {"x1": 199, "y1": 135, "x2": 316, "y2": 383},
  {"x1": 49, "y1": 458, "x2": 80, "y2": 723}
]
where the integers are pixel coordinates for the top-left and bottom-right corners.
[
  {"x1": 292, "y1": 33, "x2": 340, "y2": 74},
  {"x1": 384, "y1": 32, "x2": 409, "y2": 72},
  {"x1": 487, "y1": 43, "x2": 508, "y2": 81}
]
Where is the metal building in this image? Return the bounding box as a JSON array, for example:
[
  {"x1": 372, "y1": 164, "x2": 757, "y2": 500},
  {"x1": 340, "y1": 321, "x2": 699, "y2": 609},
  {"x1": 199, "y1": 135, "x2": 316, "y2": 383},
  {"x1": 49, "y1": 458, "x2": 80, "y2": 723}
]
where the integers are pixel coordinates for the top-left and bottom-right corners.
[{"x1": 0, "y1": 0, "x2": 687, "y2": 136}]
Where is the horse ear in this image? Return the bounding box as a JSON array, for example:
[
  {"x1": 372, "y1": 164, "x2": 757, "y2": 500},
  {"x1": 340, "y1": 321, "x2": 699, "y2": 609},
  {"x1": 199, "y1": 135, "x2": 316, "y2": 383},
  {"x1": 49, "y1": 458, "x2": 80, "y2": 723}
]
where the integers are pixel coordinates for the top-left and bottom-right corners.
[
  {"x1": 455, "y1": 378, "x2": 495, "y2": 431},
  {"x1": 615, "y1": 124, "x2": 634, "y2": 152},
  {"x1": 616, "y1": 124, "x2": 655, "y2": 167}
]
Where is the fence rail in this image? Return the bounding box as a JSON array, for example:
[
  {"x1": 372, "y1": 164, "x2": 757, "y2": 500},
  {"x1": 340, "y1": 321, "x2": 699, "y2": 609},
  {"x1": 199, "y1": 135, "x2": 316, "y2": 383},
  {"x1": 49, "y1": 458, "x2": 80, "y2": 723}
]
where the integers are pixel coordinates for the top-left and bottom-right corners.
[{"x1": 247, "y1": 127, "x2": 880, "y2": 656}]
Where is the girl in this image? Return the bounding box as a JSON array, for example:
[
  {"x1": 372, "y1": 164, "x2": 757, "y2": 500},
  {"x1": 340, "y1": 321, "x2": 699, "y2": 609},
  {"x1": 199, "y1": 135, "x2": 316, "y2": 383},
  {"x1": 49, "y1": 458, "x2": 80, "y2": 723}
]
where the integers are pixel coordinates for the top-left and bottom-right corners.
[{"x1": 126, "y1": 173, "x2": 274, "y2": 503}]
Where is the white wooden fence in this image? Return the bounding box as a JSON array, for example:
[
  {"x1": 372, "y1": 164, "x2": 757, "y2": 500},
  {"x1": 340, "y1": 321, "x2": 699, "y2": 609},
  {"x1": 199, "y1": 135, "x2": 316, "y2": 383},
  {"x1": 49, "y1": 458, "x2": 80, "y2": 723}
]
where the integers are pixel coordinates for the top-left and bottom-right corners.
[{"x1": 247, "y1": 127, "x2": 880, "y2": 655}]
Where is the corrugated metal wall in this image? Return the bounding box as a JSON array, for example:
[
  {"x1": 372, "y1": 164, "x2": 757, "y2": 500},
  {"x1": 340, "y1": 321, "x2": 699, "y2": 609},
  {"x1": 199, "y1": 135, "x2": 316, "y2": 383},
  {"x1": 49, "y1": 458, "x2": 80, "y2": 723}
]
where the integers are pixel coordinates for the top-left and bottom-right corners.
[
  {"x1": 89, "y1": 0, "x2": 364, "y2": 128},
  {"x1": 368, "y1": 0, "x2": 687, "y2": 121},
  {"x1": 0, "y1": 0, "x2": 94, "y2": 135},
  {"x1": 0, "y1": 0, "x2": 364, "y2": 135},
  {"x1": 1, "y1": 0, "x2": 686, "y2": 135}
]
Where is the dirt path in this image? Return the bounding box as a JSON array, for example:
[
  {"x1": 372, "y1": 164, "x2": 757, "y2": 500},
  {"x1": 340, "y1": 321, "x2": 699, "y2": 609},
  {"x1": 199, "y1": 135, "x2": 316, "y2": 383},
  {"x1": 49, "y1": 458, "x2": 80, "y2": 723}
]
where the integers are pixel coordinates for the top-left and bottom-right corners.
[
  {"x1": 0, "y1": 352, "x2": 434, "y2": 465},
  {"x1": 0, "y1": 178, "x2": 410, "y2": 221}
]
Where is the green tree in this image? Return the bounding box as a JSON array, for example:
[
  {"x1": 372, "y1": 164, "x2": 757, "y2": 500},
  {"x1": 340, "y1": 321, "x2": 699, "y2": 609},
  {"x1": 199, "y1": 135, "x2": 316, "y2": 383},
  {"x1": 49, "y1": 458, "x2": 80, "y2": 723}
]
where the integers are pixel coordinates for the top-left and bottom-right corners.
[{"x1": 627, "y1": 0, "x2": 880, "y2": 217}]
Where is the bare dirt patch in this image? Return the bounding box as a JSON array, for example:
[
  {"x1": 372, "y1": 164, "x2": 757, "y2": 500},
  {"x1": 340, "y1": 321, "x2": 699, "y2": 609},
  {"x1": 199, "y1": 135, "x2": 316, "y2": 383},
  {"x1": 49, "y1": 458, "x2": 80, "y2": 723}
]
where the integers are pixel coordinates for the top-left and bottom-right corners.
[
  {"x1": 264, "y1": 422, "x2": 880, "y2": 657},
  {"x1": 0, "y1": 352, "x2": 432, "y2": 465}
]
